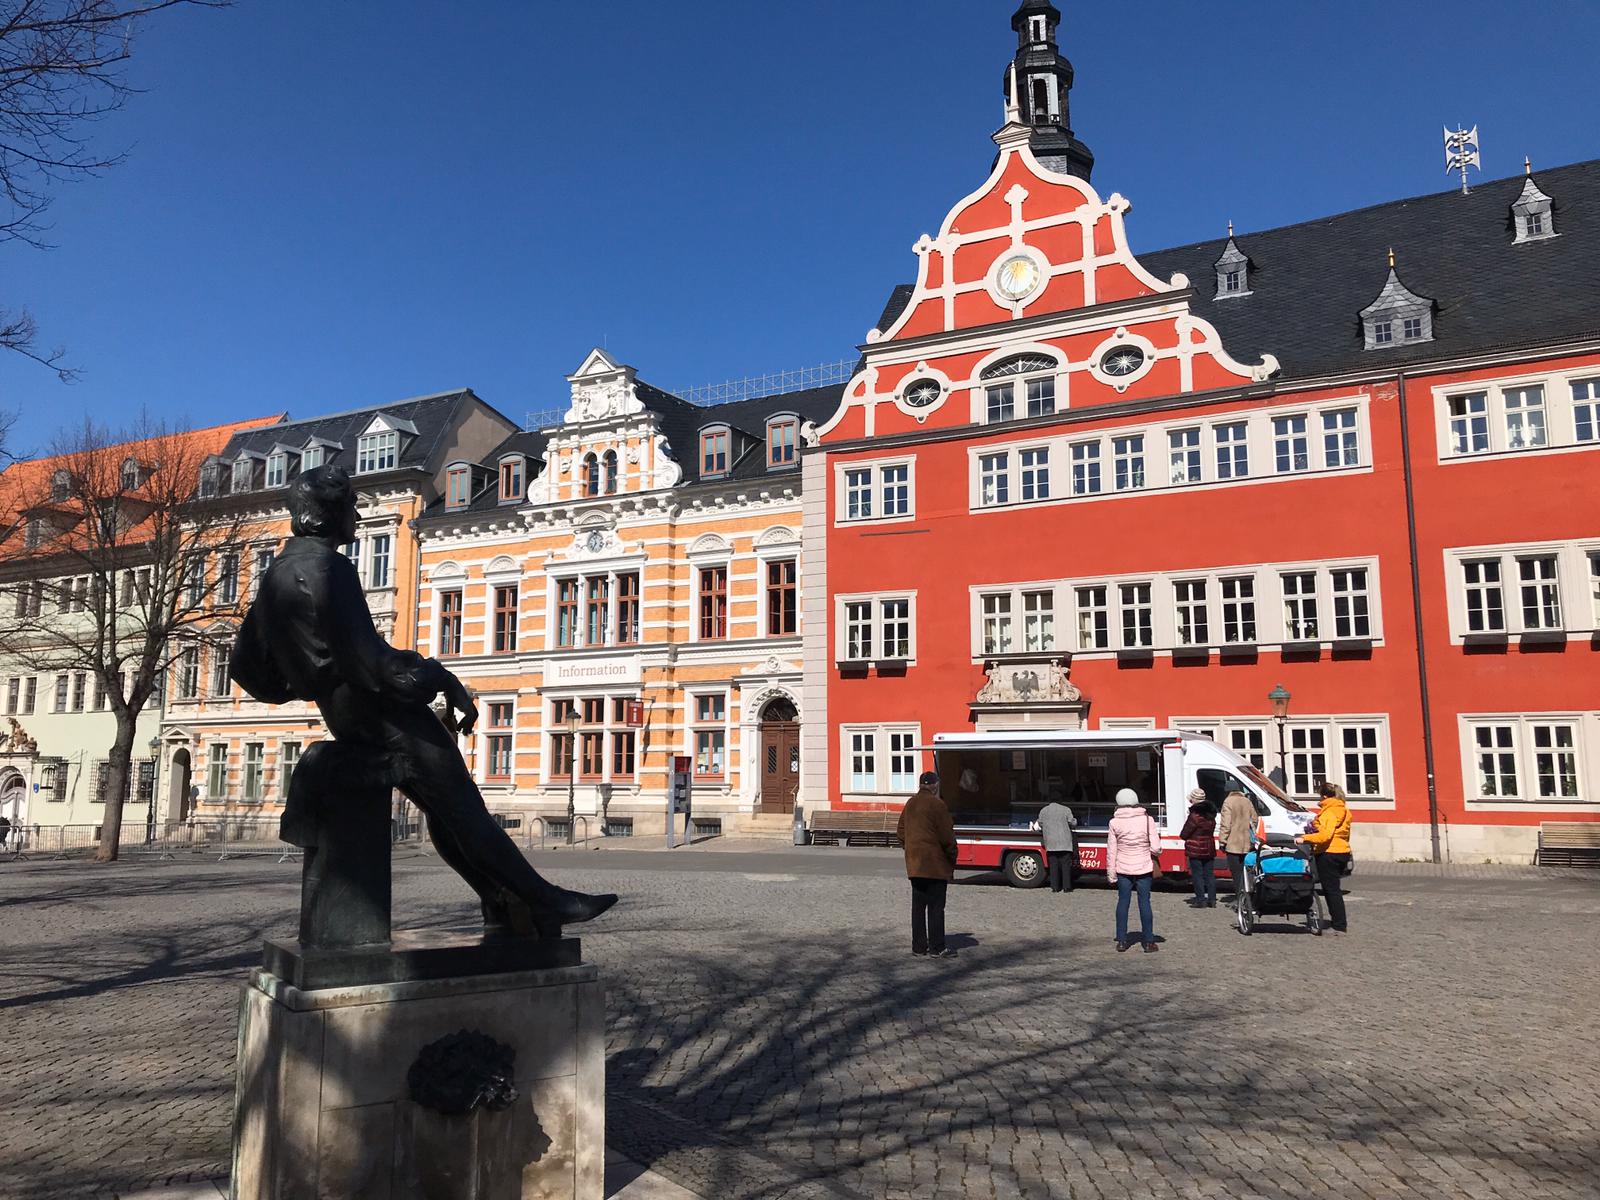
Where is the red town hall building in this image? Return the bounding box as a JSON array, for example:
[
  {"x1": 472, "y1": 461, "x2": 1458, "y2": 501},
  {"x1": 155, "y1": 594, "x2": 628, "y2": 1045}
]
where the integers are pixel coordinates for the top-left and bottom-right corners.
[{"x1": 799, "y1": 1, "x2": 1600, "y2": 862}]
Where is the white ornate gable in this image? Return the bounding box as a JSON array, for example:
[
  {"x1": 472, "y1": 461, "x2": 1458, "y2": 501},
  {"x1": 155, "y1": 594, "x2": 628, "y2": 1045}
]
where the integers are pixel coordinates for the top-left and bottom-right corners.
[{"x1": 564, "y1": 347, "x2": 647, "y2": 425}]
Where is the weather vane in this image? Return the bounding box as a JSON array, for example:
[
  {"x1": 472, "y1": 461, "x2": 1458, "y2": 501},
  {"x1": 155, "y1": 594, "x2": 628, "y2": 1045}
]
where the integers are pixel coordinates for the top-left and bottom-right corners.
[{"x1": 1443, "y1": 125, "x2": 1481, "y2": 195}]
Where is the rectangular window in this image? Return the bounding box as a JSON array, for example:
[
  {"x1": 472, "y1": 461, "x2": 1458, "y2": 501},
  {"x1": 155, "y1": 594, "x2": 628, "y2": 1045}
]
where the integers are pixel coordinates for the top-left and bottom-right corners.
[
  {"x1": 698, "y1": 566, "x2": 727, "y2": 640},
  {"x1": 981, "y1": 593, "x2": 1013, "y2": 655},
  {"x1": 1504, "y1": 386, "x2": 1547, "y2": 450},
  {"x1": 1113, "y1": 435, "x2": 1145, "y2": 491},
  {"x1": 1019, "y1": 447, "x2": 1050, "y2": 501},
  {"x1": 342, "y1": 539, "x2": 361, "y2": 570},
  {"x1": 242, "y1": 743, "x2": 264, "y2": 801},
  {"x1": 1589, "y1": 551, "x2": 1600, "y2": 627},
  {"x1": 1076, "y1": 585, "x2": 1108, "y2": 650},
  {"x1": 53, "y1": 673, "x2": 68, "y2": 713},
  {"x1": 1531, "y1": 723, "x2": 1580, "y2": 799},
  {"x1": 1023, "y1": 589, "x2": 1055, "y2": 651},
  {"x1": 1322, "y1": 408, "x2": 1359, "y2": 468},
  {"x1": 280, "y1": 742, "x2": 301, "y2": 799},
  {"x1": 1330, "y1": 567, "x2": 1372, "y2": 639},
  {"x1": 1273, "y1": 415, "x2": 1309, "y2": 473},
  {"x1": 186, "y1": 555, "x2": 206, "y2": 607},
  {"x1": 844, "y1": 600, "x2": 873, "y2": 660},
  {"x1": 71, "y1": 672, "x2": 86, "y2": 712},
  {"x1": 1448, "y1": 393, "x2": 1490, "y2": 455},
  {"x1": 616, "y1": 573, "x2": 641, "y2": 644},
  {"x1": 264, "y1": 454, "x2": 287, "y2": 489},
  {"x1": 1572, "y1": 379, "x2": 1599, "y2": 444},
  {"x1": 1118, "y1": 582, "x2": 1153, "y2": 649},
  {"x1": 1025, "y1": 377, "x2": 1055, "y2": 418},
  {"x1": 232, "y1": 459, "x2": 254, "y2": 493},
  {"x1": 556, "y1": 580, "x2": 578, "y2": 648},
  {"x1": 253, "y1": 549, "x2": 275, "y2": 597},
  {"x1": 300, "y1": 445, "x2": 324, "y2": 471},
  {"x1": 1220, "y1": 575, "x2": 1257, "y2": 644},
  {"x1": 209, "y1": 646, "x2": 231, "y2": 697},
  {"x1": 1282, "y1": 571, "x2": 1319, "y2": 641},
  {"x1": 1070, "y1": 441, "x2": 1101, "y2": 495},
  {"x1": 1463, "y1": 559, "x2": 1505, "y2": 633},
  {"x1": 1173, "y1": 579, "x2": 1209, "y2": 647},
  {"x1": 767, "y1": 559, "x2": 797, "y2": 636},
  {"x1": 693, "y1": 694, "x2": 726, "y2": 778},
  {"x1": 880, "y1": 598, "x2": 911, "y2": 659},
  {"x1": 207, "y1": 745, "x2": 229, "y2": 799},
  {"x1": 585, "y1": 576, "x2": 611, "y2": 646},
  {"x1": 436, "y1": 590, "x2": 463, "y2": 655},
  {"x1": 1229, "y1": 727, "x2": 1267, "y2": 771},
  {"x1": 93, "y1": 675, "x2": 107, "y2": 710},
  {"x1": 446, "y1": 467, "x2": 471, "y2": 508},
  {"x1": 1168, "y1": 428, "x2": 1201, "y2": 485},
  {"x1": 1518, "y1": 556, "x2": 1562, "y2": 630},
  {"x1": 4, "y1": 677, "x2": 15, "y2": 714},
  {"x1": 1473, "y1": 724, "x2": 1519, "y2": 798},
  {"x1": 844, "y1": 468, "x2": 873, "y2": 521},
  {"x1": 368, "y1": 534, "x2": 391, "y2": 589},
  {"x1": 768, "y1": 418, "x2": 799, "y2": 467},
  {"x1": 1215, "y1": 421, "x2": 1248, "y2": 479},
  {"x1": 476, "y1": 701, "x2": 511, "y2": 779},
  {"x1": 499, "y1": 457, "x2": 525, "y2": 502},
  {"x1": 1288, "y1": 726, "x2": 1329, "y2": 796},
  {"x1": 700, "y1": 429, "x2": 729, "y2": 477},
  {"x1": 888, "y1": 730, "x2": 918, "y2": 793},
  {"x1": 176, "y1": 648, "x2": 199, "y2": 699},
  {"x1": 985, "y1": 383, "x2": 1015, "y2": 424},
  {"x1": 1402, "y1": 316, "x2": 1424, "y2": 341},
  {"x1": 493, "y1": 585, "x2": 518, "y2": 653},
  {"x1": 1373, "y1": 319, "x2": 1393, "y2": 345},
  {"x1": 579, "y1": 729, "x2": 604, "y2": 780},
  {"x1": 611, "y1": 728, "x2": 636, "y2": 779},
  {"x1": 881, "y1": 464, "x2": 910, "y2": 517},
  {"x1": 979, "y1": 452, "x2": 1010, "y2": 506},
  {"x1": 219, "y1": 553, "x2": 240, "y2": 605},
  {"x1": 22, "y1": 677, "x2": 35, "y2": 715},
  {"x1": 1341, "y1": 726, "x2": 1382, "y2": 797},
  {"x1": 356, "y1": 430, "x2": 398, "y2": 473},
  {"x1": 849, "y1": 729, "x2": 877, "y2": 791}
]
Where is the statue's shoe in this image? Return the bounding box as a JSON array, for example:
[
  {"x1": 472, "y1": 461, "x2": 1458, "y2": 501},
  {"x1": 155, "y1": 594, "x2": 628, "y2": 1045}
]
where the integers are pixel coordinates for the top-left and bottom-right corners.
[
  {"x1": 488, "y1": 887, "x2": 618, "y2": 940},
  {"x1": 544, "y1": 888, "x2": 618, "y2": 928}
]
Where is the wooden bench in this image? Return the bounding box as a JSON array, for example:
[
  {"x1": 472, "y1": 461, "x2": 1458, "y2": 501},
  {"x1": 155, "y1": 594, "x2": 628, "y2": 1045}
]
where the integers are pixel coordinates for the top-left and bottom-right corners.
[
  {"x1": 808, "y1": 810, "x2": 901, "y2": 847},
  {"x1": 1536, "y1": 822, "x2": 1600, "y2": 868}
]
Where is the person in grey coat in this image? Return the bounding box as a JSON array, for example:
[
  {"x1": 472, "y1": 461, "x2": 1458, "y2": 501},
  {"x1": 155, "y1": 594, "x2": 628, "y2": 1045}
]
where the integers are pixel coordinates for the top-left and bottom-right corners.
[{"x1": 1033, "y1": 800, "x2": 1078, "y2": 893}]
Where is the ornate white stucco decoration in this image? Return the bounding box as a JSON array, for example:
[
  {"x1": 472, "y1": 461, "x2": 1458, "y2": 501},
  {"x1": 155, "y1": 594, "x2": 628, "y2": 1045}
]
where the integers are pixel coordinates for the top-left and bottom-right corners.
[
  {"x1": 688, "y1": 532, "x2": 731, "y2": 557},
  {"x1": 564, "y1": 347, "x2": 648, "y2": 425},
  {"x1": 976, "y1": 660, "x2": 1083, "y2": 705},
  {"x1": 652, "y1": 440, "x2": 683, "y2": 489},
  {"x1": 625, "y1": 445, "x2": 641, "y2": 465}
]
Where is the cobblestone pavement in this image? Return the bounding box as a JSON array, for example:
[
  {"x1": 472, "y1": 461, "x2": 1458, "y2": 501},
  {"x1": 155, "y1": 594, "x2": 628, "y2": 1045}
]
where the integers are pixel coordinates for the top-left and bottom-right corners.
[{"x1": 1, "y1": 849, "x2": 1597, "y2": 1199}]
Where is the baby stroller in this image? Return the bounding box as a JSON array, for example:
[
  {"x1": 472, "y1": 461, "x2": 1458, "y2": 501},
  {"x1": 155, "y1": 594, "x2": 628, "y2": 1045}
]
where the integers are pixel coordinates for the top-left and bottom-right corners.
[{"x1": 1234, "y1": 834, "x2": 1325, "y2": 936}]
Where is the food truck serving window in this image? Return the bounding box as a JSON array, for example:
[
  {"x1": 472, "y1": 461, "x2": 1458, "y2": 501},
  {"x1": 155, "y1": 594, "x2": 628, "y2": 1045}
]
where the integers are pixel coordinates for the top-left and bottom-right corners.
[{"x1": 935, "y1": 742, "x2": 1166, "y2": 832}]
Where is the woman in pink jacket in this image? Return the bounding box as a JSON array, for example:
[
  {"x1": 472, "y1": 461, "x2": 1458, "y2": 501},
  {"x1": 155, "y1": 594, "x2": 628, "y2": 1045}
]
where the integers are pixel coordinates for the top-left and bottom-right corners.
[{"x1": 1106, "y1": 787, "x2": 1162, "y2": 953}]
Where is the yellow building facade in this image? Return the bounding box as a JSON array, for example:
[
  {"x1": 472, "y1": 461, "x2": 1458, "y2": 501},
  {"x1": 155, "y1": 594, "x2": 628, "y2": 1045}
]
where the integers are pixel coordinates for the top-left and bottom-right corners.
[{"x1": 414, "y1": 350, "x2": 840, "y2": 837}]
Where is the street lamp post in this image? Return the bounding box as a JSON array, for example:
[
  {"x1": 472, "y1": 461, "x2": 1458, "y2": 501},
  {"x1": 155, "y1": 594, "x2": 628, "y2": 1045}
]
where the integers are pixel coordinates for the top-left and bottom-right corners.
[
  {"x1": 146, "y1": 735, "x2": 161, "y2": 844},
  {"x1": 1268, "y1": 684, "x2": 1291, "y2": 790},
  {"x1": 564, "y1": 711, "x2": 582, "y2": 846}
]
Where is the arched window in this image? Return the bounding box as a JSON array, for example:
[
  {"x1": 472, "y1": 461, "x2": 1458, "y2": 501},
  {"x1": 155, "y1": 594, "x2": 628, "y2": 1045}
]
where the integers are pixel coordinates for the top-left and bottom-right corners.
[
  {"x1": 700, "y1": 426, "x2": 730, "y2": 478},
  {"x1": 602, "y1": 450, "x2": 619, "y2": 495},
  {"x1": 49, "y1": 470, "x2": 71, "y2": 503},
  {"x1": 581, "y1": 453, "x2": 601, "y2": 498},
  {"x1": 979, "y1": 354, "x2": 1059, "y2": 423}
]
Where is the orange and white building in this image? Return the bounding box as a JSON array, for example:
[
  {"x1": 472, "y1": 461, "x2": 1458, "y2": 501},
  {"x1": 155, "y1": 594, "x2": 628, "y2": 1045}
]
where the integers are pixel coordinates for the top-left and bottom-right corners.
[{"x1": 413, "y1": 349, "x2": 839, "y2": 838}]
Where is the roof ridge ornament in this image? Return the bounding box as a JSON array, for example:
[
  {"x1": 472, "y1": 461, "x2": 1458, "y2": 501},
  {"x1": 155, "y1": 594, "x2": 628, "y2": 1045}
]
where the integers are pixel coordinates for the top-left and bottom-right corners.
[{"x1": 1443, "y1": 124, "x2": 1481, "y2": 195}]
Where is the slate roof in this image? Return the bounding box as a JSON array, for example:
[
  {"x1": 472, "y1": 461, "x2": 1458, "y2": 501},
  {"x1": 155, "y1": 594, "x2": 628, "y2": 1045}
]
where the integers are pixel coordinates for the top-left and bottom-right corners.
[
  {"x1": 420, "y1": 381, "x2": 844, "y2": 519},
  {"x1": 871, "y1": 159, "x2": 1600, "y2": 383},
  {"x1": 215, "y1": 390, "x2": 490, "y2": 475}
]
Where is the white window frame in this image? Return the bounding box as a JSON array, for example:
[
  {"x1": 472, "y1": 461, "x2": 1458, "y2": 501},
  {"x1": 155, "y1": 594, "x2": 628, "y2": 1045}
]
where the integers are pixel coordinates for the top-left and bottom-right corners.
[
  {"x1": 264, "y1": 453, "x2": 287, "y2": 489},
  {"x1": 1443, "y1": 540, "x2": 1600, "y2": 642},
  {"x1": 834, "y1": 457, "x2": 916, "y2": 526},
  {"x1": 1434, "y1": 368, "x2": 1600, "y2": 462},
  {"x1": 1458, "y1": 713, "x2": 1597, "y2": 810},
  {"x1": 839, "y1": 722, "x2": 923, "y2": 796},
  {"x1": 834, "y1": 591, "x2": 917, "y2": 667},
  {"x1": 1172, "y1": 714, "x2": 1395, "y2": 804},
  {"x1": 356, "y1": 430, "x2": 399, "y2": 474}
]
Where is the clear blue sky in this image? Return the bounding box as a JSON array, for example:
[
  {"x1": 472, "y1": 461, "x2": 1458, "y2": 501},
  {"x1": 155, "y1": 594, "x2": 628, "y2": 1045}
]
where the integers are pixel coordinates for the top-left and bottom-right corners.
[{"x1": 4, "y1": 0, "x2": 1597, "y2": 451}]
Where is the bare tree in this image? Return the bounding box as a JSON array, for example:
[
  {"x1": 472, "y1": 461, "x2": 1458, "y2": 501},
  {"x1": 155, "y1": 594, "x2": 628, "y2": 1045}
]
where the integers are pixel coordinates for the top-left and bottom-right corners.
[
  {"x1": 0, "y1": 416, "x2": 261, "y2": 859},
  {"x1": 0, "y1": 0, "x2": 227, "y2": 379}
]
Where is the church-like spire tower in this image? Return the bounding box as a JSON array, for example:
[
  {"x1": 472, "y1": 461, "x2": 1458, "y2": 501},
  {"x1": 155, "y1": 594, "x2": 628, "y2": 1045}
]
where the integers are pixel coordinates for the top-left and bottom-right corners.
[{"x1": 1004, "y1": 0, "x2": 1094, "y2": 181}]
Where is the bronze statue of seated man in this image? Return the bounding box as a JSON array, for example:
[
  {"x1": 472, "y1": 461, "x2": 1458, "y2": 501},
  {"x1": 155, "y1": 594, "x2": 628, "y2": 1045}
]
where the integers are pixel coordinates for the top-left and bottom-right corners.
[{"x1": 230, "y1": 465, "x2": 616, "y2": 938}]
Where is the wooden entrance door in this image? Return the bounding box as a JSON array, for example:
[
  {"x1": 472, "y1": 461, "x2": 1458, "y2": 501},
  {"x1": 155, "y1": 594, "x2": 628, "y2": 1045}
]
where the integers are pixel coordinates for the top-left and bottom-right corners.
[{"x1": 758, "y1": 700, "x2": 800, "y2": 813}]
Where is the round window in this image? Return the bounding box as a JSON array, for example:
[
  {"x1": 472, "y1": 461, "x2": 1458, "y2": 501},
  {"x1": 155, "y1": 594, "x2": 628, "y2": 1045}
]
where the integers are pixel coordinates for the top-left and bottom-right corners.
[
  {"x1": 1100, "y1": 345, "x2": 1146, "y2": 378},
  {"x1": 902, "y1": 379, "x2": 943, "y2": 409}
]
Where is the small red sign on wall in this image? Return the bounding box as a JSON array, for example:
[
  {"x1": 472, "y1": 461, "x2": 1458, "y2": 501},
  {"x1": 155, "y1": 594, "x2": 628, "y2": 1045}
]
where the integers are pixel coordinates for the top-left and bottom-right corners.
[{"x1": 625, "y1": 700, "x2": 644, "y2": 727}]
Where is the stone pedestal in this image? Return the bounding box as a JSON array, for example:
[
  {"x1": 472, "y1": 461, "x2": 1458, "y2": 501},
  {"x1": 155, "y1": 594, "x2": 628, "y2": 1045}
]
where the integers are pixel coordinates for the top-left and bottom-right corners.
[{"x1": 230, "y1": 961, "x2": 603, "y2": 1200}]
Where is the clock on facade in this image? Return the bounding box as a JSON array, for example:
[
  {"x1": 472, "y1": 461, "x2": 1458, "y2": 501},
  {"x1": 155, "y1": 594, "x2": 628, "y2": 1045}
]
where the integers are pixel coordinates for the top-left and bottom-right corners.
[
  {"x1": 585, "y1": 530, "x2": 605, "y2": 553},
  {"x1": 994, "y1": 254, "x2": 1042, "y2": 301},
  {"x1": 902, "y1": 379, "x2": 942, "y2": 408},
  {"x1": 1100, "y1": 345, "x2": 1146, "y2": 377}
]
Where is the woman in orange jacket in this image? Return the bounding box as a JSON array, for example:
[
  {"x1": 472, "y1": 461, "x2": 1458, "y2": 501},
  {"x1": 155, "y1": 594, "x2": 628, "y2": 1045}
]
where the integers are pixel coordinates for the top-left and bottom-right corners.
[{"x1": 1296, "y1": 782, "x2": 1353, "y2": 932}]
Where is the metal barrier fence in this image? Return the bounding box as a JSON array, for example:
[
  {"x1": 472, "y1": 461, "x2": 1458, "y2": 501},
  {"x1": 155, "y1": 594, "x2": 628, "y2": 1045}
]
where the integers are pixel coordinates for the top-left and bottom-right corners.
[{"x1": 2, "y1": 818, "x2": 305, "y2": 863}]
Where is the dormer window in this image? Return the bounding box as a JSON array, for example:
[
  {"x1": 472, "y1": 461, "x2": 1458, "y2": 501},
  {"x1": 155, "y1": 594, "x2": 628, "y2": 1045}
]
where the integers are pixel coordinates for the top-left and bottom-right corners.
[
  {"x1": 264, "y1": 452, "x2": 288, "y2": 489},
  {"x1": 498, "y1": 456, "x2": 524, "y2": 504},
  {"x1": 198, "y1": 460, "x2": 223, "y2": 498},
  {"x1": 120, "y1": 458, "x2": 140, "y2": 490},
  {"x1": 767, "y1": 416, "x2": 799, "y2": 468},
  {"x1": 356, "y1": 430, "x2": 398, "y2": 474},
  {"x1": 1214, "y1": 236, "x2": 1251, "y2": 298},
  {"x1": 231, "y1": 458, "x2": 255, "y2": 493},
  {"x1": 1360, "y1": 258, "x2": 1434, "y2": 350},
  {"x1": 700, "y1": 427, "x2": 730, "y2": 478},
  {"x1": 301, "y1": 444, "x2": 324, "y2": 471},
  {"x1": 581, "y1": 453, "x2": 601, "y2": 498},
  {"x1": 445, "y1": 464, "x2": 471, "y2": 509},
  {"x1": 602, "y1": 449, "x2": 619, "y2": 495},
  {"x1": 49, "y1": 470, "x2": 70, "y2": 503},
  {"x1": 1511, "y1": 175, "x2": 1556, "y2": 243}
]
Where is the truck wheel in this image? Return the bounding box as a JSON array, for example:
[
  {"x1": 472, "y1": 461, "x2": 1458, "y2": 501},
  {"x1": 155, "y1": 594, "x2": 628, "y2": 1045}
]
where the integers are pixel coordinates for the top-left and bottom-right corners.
[{"x1": 1003, "y1": 850, "x2": 1046, "y2": 889}]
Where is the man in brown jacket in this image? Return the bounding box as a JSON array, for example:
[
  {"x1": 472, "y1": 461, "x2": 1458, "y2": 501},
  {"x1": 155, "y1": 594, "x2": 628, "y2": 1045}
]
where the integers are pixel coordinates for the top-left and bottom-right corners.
[{"x1": 897, "y1": 770, "x2": 959, "y2": 959}]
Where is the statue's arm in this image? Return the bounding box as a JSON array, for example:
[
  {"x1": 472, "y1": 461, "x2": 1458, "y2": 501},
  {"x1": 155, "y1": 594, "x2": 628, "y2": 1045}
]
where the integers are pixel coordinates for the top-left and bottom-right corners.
[{"x1": 323, "y1": 556, "x2": 451, "y2": 706}]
